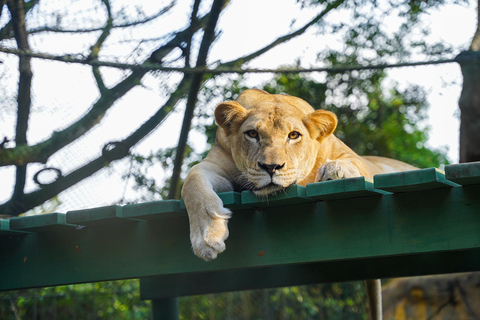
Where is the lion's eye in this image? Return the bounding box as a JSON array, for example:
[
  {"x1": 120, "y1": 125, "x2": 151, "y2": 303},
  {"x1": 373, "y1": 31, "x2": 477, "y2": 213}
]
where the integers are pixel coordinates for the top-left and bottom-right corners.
[
  {"x1": 288, "y1": 131, "x2": 301, "y2": 140},
  {"x1": 245, "y1": 130, "x2": 259, "y2": 139}
]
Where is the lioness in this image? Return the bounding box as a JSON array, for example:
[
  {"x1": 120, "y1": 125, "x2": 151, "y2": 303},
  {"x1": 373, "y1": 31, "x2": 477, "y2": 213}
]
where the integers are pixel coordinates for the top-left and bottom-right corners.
[{"x1": 182, "y1": 89, "x2": 416, "y2": 320}]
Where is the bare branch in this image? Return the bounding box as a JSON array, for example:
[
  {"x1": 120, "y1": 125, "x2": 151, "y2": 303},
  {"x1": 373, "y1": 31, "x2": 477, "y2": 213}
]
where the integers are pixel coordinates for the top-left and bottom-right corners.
[
  {"x1": 0, "y1": 14, "x2": 207, "y2": 167},
  {"x1": 0, "y1": 0, "x2": 38, "y2": 40},
  {"x1": 89, "y1": 0, "x2": 113, "y2": 93},
  {"x1": 168, "y1": 0, "x2": 228, "y2": 199},
  {"x1": 0, "y1": 45, "x2": 459, "y2": 75},
  {"x1": 1, "y1": 1, "x2": 174, "y2": 39},
  {"x1": 185, "y1": 0, "x2": 202, "y2": 68},
  {"x1": 223, "y1": 0, "x2": 345, "y2": 68},
  {"x1": 6, "y1": 0, "x2": 33, "y2": 206},
  {"x1": 0, "y1": 76, "x2": 191, "y2": 216}
]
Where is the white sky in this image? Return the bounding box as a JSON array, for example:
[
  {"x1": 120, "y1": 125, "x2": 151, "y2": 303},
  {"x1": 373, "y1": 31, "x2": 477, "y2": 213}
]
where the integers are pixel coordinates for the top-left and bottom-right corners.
[{"x1": 0, "y1": 0, "x2": 476, "y2": 212}]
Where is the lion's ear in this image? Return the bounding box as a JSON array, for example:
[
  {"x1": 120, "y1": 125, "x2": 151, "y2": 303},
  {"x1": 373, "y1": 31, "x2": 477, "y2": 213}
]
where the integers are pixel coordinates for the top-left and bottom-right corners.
[
  {"x1": 215, "y1": 101, "x2": 249, "y2": 134},
  {"x1": 303, "y1": 110, "x2": 338, "y2": 142}
]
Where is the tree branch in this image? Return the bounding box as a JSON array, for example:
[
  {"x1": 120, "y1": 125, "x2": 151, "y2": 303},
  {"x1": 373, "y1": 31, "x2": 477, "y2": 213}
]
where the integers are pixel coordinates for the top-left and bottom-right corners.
[
  {"x1": 0, "y1": 0, "x2": 38, "y2": 40},
  {"x1": 0, "y1": 46, "x2": 460, "y2": 75},
  {"x1": 0, "y1": 76, "x2": 191, "y2": 216},
  {"x1": 89, "y1": 0, "x2": 113, "y2": 93},
  {"x1": 6, "y1": 0, "x2": 33, "y2": 209},
  {"x1": 185, "y1": 0, "x2": 201, "y2": 68},
  {"x1": 222, "y1": 0, "x2": 345, "y2": 68},
  {"x1": 168, "y1": 0, "x2": 228, "y2": 199},
  {"x1": 0, "y1": 1, "x2": 174, "y2": 39},
  {"x1": 0, "y1": 11, "x2": 214, "y2": 167}
]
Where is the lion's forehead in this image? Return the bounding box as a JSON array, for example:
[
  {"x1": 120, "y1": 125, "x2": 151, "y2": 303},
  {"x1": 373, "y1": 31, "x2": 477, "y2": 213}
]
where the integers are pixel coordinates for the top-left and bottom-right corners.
[{"x1": 242, "y1": 105, "x2": 306, "y2": 134}]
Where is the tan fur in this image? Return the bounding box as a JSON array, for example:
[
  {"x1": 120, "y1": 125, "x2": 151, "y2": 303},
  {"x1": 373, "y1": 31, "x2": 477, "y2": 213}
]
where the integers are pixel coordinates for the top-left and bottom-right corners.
[
  {"x1": 182, "y1": 89, "x2": 417, "y2": 319},
  {"x1": 182, "y1": 88, "x2": 416, "y2": 260}
]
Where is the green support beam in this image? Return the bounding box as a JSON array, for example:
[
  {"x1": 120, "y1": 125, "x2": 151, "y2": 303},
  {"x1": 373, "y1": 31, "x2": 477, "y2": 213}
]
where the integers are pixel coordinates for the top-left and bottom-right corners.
[
  {"x1": 1, "y1": 163, "x2": 480, "y2": 303},
  {"x1": 151, "y1": 298, "x2": 179, "y2": 320}
]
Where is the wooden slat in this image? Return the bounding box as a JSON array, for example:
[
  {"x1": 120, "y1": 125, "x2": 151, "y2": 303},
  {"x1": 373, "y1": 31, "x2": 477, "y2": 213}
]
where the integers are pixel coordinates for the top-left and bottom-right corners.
[
  {"x1": 374, "y1": 168, "x2": 460, "y2": 192},
  {"x1": 445, "y1": 162, "x2": 480, "y2": 185},
  {"x1": 241, "y1": 184, "x2": 312, "y2": 207},
  {"x1": 10, "y1": 213, "x2": 76, "y2": 232},
  {"x1": 0, "y1": 219, "x2": 29, "y2": 237},
  {"x1": 306, "y1": 177, "x2": 390, "y2": 200},
  {"x1": 180, "y1": 192, "x2": 251, "y2": 211},
  {"x1": 218, "y1": 192, "x2": 251, "y2": 210},
  {"x1": 66, "y1": 205, "x2": 132, "y2": 226},
  {"x1": 122, "y1": 200, "x2": 185, "y2": 220}
]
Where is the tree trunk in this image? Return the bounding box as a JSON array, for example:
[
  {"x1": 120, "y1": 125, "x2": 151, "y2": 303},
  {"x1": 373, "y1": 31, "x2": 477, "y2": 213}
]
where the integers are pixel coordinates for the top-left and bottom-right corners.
[
  {"x1": 458, "y1": 50, "x2": 480, "y2": 163},
  {"x1": 458, "y1": 0, "x2": 480, "y2": 163},
  {"x1": 458, "y1": 60, "x2": 480, "y2": 161}
]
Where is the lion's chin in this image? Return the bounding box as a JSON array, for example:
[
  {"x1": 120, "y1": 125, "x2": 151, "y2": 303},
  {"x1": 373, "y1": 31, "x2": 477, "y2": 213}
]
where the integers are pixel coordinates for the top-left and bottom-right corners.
[{"x1": 252, "y1": 182, "x2": 287, "y2": 196}]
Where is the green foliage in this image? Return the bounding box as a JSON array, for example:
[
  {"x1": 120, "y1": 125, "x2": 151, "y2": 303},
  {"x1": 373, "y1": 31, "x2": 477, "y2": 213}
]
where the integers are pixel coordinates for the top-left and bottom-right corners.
[
  {"x1": 177, "y1": 284, "x2": 368, "y2": 320},
  {"x1": 0, "y1": 280, "x2": 150, "y2": 320}
]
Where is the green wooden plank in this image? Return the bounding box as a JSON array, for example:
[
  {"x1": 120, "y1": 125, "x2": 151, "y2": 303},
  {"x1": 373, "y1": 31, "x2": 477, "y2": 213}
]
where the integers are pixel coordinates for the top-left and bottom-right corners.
[
  {"x1": 10, "y1": 213, "x2": 76, "y2": 232},
  {"x1": 66, "y1": 205, "x2": 132, "y2": 226},
  {"x1": 241, "y1": 184, "x2": 312, "y2": 207},
  {"x1": 122, "y1": 201, "x2": 185, "y2": 220},
  {"x1": 306, "y1": 177, "x2": 390, "y2": 200},
  {"x1": 445, "y1": 162, "x2": 480, "y2": 185},
  {"x1": 374, "y1": 168, "x2": 460, "y2": 192},
  {"x1": 218, "y1": 192, "x2": 252, "y2": 210},
  {"x1": 0, "y1": 219, "x2": 29, "y2": 236},
  {"x1": 1, "y1": 185, "x2": 480, "y2": 291},
  {"x1": 180, "y1": 192, "x2": 251, "y2": 211}
]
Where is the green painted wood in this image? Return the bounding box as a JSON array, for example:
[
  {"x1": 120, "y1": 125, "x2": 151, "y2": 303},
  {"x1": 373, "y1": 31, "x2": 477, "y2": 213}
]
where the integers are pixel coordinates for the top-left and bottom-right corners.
[
  {"x1": 181, "y1": 192, "x2": 251, "y2": 211},
  {"x1": 151, "y1": 298, "x2": 179, "y2": 320},
  {"x1": 306, "y1": 177, "x2": 390, "y2": 200},
  {"x1": 0, "y1": 219, "x2": 29, "y2": 237},
  {"x1": 241, "y1": 184, "x2": 313, "y2": 207},
  {"x1": 374, "y1": 168, "x2": 460, "y2": 192},
  {"x1": 445, "y1": 162, "x2": 480, "y2": 185},
  {"x1": 10, "y1": 213, "x2": 76, "y2": 232},
  {"x1": 2, "y1": 183, "x2": 480, "y2": 292},
  {"x1": 122, "y1": 200, "x2": 185, "y2": 220},
  {"x1": 140, "y1": 248, "x2": 480, "y2": 299},
  {"x1": 66, "y1": 205, "x2": 132, "y2": 226},
  {"x1": 218, "y1": 192, "x2": 252, "y2": 210}
]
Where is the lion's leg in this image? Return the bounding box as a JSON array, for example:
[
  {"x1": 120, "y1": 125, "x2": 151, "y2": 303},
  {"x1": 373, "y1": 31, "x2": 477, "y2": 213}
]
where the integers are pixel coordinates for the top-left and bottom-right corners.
[
  {"x1": 182, "y1": 148, "x2": 236, "y2": 261},
  {"x1": 182, "y1": 170, "x2": 233, "y2": 260}
]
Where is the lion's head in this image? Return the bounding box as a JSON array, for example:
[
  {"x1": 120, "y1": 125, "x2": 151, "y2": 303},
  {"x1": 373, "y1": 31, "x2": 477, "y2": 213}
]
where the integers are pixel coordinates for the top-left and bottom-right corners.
[{"x1": 215, "y1": 89, "x2": 338, "y2": 196}]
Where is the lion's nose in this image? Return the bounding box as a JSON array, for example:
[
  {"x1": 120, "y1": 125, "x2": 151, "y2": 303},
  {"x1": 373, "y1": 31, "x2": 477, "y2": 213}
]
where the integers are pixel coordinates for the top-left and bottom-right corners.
[{"x1": 258, "y1": 162, "x2": 285, "y2": 177}]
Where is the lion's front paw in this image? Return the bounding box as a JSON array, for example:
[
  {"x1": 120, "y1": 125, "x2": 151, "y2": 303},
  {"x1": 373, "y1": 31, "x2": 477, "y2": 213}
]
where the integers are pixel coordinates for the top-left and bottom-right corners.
[
  {"x1": 186, "y1": 194, "x2": 232, "y2": 261},
  {"x1": 190, "y1": 215, "x2": 230, "y2": 261},
  {"x1": 316, "y1": 159, "x2": 361, "y2": 181}
]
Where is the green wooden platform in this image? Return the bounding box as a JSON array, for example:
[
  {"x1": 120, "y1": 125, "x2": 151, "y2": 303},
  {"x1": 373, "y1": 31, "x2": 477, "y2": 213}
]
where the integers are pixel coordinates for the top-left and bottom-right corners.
[{"x1": 1, "y1": 162, "x2": 480, "y2": 319}]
